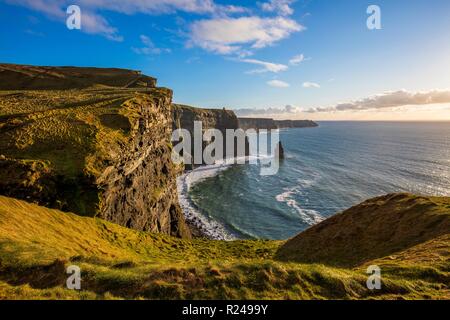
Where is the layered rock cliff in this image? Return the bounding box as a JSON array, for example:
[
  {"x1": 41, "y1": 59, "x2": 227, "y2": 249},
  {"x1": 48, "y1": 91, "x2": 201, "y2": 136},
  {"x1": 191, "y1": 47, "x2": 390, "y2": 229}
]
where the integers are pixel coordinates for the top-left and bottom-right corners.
[
  {"x1": 172, "y1": 104, "x2": 247, "y2": 168},
  {"x1": 275, "y1": 119, "x2": 318, "y2": 128},
  {"x1": 237, "y1": 117, "x2": 278, "y2": 130},
  {"x1": 238, "y1": 117, "x2": 318, "y2": 130},
  {"x1": 0, "y1": 65, "x2": 190, "y2": 238}
]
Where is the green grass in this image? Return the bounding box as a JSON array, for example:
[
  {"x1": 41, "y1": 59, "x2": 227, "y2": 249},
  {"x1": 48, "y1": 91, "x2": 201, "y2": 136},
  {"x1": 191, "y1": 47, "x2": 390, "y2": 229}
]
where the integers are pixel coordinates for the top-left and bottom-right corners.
[
  {"x1": 276, "y1": 193, "x2": 450, "y2": 268},
  {"x1": 0, "y1": 195, "x2": 448, "y2": 300}
]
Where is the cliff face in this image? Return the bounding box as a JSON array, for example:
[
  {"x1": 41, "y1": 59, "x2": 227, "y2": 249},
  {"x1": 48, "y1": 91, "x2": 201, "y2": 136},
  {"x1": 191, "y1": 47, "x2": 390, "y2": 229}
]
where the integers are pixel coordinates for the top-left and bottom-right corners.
[
  {"x1": 172, "y1": 104, "x2": 247, "y2": 168},
  {"x1": 237, "y1": 118, "x2": 278, "y2": 130},
  {"x1": 274, "y1": 120, "x2": 318, "y2": 128},
  {"x1": 0, "y1": 66, "x2": 190, "y2": 239},
  {"x1": 96, "y1": 91, "x2": 190, "y2": 238},
  {"x1": 173, "y1": 104, "x2": 240, "y2": 133},
  {"x1": 238, "y1": 117, "x2": 318, "y2": 130}
]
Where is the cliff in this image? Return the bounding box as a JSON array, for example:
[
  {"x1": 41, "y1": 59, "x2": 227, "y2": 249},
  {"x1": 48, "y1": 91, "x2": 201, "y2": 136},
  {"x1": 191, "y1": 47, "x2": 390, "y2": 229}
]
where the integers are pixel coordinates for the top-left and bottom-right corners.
[
  {"x1": 275, "y1": 119, "x2": 318, "y2": 128},
  {"x1": 237, "y1": 117, "x2": 278, "y2": 130},
  {"x1": 0, "y1": 66, "x2": 190, "y2": 238},
  {"x1": 238, "y1": 117, "x2": 318, "y2": 130},
  {"x1": 172, "y1": 104, "x2": 247, "y2": 168},
  {"x1": 276, "y1": 193, "x2": 450, "y2": 267}
]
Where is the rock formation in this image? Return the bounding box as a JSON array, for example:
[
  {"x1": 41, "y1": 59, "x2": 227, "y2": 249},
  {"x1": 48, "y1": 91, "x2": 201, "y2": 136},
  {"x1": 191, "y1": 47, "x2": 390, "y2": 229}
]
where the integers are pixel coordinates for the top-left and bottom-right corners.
[{"x1": 172, "y1": 104, "x2": 248, "y2": 168}]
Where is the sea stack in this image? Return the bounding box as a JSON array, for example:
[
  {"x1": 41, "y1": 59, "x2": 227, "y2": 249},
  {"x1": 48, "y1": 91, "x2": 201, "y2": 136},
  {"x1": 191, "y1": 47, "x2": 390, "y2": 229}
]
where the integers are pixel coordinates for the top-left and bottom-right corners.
[{"x1": 275, "y1": 142, "x2": 285, "y2": 160}]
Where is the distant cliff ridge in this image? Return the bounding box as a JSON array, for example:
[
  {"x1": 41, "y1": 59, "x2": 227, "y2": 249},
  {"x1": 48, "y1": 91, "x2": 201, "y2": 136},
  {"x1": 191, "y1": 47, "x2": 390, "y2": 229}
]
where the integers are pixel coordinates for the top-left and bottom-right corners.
[
  {"x1": 238, "y1": 118, "x2": 277, "y2": 130},
  {"x1": 238, "y1": 117, "x2": 318, "y2": 130}
]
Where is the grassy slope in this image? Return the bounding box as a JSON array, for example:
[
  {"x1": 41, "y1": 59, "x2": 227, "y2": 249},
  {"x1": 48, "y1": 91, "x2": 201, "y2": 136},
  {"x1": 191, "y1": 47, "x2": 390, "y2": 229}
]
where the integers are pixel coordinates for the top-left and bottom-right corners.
[
  {"x1": 276, "y1": 193, "x2": 450, "y2": 267},
  {"x1": 0, "y1": 195, "x2": 448, "y2": 300}
]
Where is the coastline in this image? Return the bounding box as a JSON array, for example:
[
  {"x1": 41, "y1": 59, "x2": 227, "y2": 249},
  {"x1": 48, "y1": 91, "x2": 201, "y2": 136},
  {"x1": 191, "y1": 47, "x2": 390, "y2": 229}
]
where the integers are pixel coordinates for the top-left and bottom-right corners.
[
  {"x1": 176, "y1": 154, "x2": 276, "y2": 240},
  {"x1": 177, "y1": 163, "x2": 237, "y2": 240}
]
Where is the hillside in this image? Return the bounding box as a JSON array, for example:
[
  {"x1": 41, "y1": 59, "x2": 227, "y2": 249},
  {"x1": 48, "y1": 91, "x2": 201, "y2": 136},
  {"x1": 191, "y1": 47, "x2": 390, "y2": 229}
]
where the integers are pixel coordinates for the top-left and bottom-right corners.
[
  {"x1": 0, "y1": 195, "x2": 448, "y2": 300},
  {"x1": 276, "y1": 193, "x2": 450, "y2": 267},
  {"x1": 0, "y1": 64, "x2": 156, "y2": 90}
]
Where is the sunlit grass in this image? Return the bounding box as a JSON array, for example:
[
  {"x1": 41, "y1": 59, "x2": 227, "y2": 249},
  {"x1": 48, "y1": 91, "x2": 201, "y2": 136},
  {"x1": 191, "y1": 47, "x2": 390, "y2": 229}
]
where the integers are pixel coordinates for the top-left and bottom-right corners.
[{"x1": 0, "y1": 196, "x2": 448, "y2": 300}]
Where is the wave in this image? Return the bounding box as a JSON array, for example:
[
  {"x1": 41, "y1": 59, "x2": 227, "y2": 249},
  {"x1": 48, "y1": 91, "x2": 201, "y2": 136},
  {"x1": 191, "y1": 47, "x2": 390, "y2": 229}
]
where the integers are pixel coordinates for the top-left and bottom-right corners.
[{"x1": 275, "y1": 179, "x2": 325, "y2": 226}]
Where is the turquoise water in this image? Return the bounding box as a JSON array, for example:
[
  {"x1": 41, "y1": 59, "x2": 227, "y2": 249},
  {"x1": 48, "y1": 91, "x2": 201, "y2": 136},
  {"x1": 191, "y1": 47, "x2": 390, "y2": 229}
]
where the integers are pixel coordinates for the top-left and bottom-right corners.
[{"x1": 188, "y1": 122, "x2": 450, "y2": 240}]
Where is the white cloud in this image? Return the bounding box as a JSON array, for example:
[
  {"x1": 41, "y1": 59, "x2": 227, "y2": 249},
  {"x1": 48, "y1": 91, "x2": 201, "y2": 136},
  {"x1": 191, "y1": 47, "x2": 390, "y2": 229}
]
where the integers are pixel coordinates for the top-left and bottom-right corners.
[
  {"x1": 303, "y1": 81, "x2": 320, "y2": 88},
  {"x1": 6, "y1": 0, "x2": 248, "y2": 41},
  {"x1": 188, "y1": 16, "x2": 304, "y2": 55},
  {"x1": 235, "y1": 104, "x2": 300, "y2": 116},
  {"x1": 261, "y1": 0, "x2": 295, "y2": 16},
  {"x1": 239, "y1": 58, "x2": 288, "y2": 73},
  {"x1": 7, "y1": 0, "x2": 123, "y2": 40},
  {"x1": 308, "y1": 89, "x2": 450, "y2": 113},
  {"x1": 76, "y1": 0, "x2": 217, "y2": 15},
  {"x1": 289, "y1": 53, "x2": 310, "y2": 66},
  {"x1": 81, "y1": 11, "x2": 123, "y2": 41},
  {"x1": 267, "y1": 80, "x2": 290, "y2": 88},
  {"x1": 132, "y1": 35, "x2": 170, "y2": 55}
]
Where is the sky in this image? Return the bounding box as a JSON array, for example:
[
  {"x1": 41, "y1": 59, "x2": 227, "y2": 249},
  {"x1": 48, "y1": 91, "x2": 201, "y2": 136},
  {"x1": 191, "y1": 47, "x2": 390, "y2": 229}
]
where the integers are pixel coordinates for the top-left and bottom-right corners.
[{"x1": 0, "y1": 0, "x2": 449, "y2": 120}]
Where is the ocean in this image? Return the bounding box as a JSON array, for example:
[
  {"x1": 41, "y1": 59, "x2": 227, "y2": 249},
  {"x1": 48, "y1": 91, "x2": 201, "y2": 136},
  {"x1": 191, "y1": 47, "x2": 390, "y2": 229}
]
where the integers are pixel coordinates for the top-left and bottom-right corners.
[{"x1": 178, "y1": 122, "x2": 450, "y2": 240}]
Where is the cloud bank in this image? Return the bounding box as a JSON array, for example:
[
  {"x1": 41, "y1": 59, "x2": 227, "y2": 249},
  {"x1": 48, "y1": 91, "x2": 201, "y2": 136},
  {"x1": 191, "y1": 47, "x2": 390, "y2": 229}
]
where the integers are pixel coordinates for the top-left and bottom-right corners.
[
  {"x1": 307, "y1": 90, "x2": 450, "y2": 113},
  {"x1": 8, "y1": 0, "x2": 303, "y2": 51},
  {"x1": 234, "y1": 89, "x2": 450, "y2": 117}
]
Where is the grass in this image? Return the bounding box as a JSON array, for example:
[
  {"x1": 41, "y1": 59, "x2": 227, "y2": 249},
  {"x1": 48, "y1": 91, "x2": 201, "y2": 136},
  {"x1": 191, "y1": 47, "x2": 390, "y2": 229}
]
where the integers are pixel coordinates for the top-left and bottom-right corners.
[
  {"x1": 276, "y1": 193, "x2": 450, "y2": 267},
  {"x1": 0, "y1": 195, "x2": 448, "y2": 300}
]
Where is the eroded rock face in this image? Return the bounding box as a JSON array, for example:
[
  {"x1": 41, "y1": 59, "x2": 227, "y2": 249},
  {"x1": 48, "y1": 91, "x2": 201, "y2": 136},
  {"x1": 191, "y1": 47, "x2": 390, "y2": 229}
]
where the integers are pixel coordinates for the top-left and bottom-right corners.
[
  {"x1": 98, "y1": 93, "x2": 190, "y2": 238},
  {"x1": 238, "y1": 118, "x2": 278, "y2": 131},
  {"x1": 172, "y1": 104, "x2": 247, "y2": 169}
]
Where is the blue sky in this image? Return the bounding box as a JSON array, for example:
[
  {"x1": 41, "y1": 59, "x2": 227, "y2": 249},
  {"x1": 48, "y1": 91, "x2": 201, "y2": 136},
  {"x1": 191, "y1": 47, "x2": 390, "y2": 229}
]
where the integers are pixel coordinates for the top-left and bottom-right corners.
[{"x1": 1, "y1": 0, "x2": 450, "y2": 120}]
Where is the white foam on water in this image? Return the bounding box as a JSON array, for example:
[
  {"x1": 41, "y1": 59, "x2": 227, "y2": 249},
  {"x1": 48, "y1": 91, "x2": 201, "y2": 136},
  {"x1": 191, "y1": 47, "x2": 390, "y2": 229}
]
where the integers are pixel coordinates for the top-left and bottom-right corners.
[
  {"x1": 275, "y1": 178, "x2": 325, "y2": 226},
  {"x1": 176, "y1": 156, "x2": 272, "y2": 240}
]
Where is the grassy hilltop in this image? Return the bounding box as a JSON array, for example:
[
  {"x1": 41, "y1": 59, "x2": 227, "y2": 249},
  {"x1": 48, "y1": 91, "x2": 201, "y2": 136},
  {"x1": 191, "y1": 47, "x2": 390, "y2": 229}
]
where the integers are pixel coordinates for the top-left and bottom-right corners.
[{"x1": 0, "y1": 194, "x2": 448, "y2": 300}]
